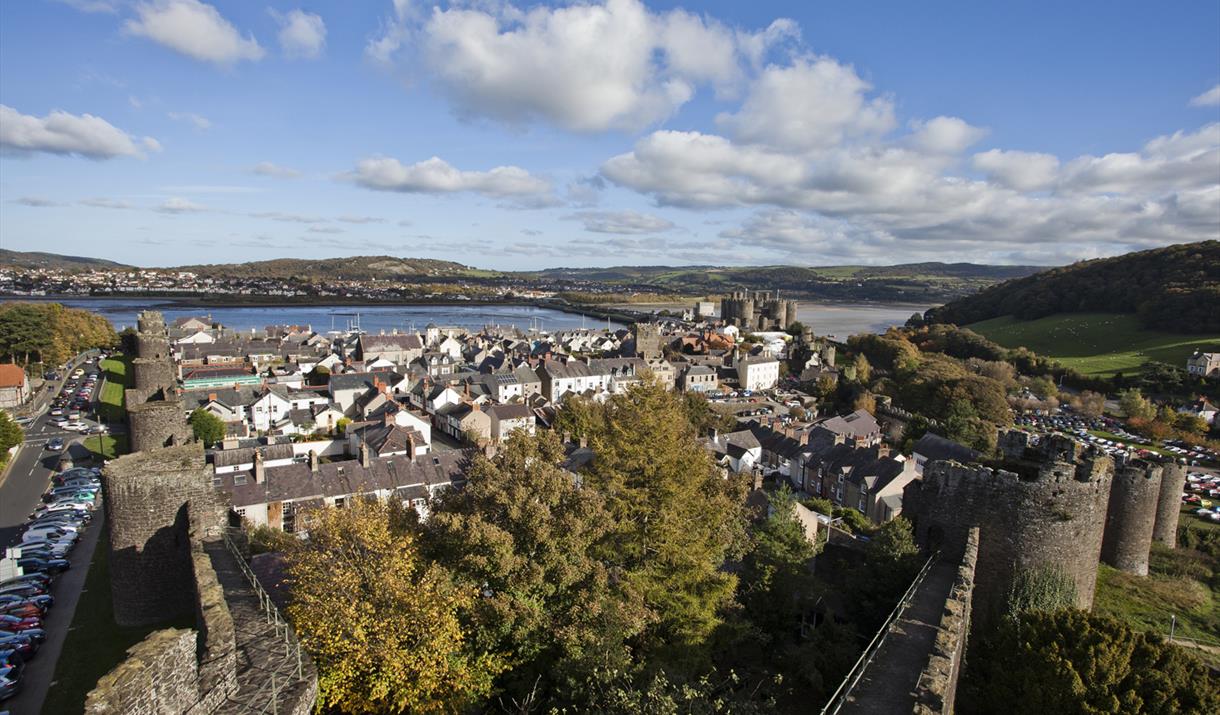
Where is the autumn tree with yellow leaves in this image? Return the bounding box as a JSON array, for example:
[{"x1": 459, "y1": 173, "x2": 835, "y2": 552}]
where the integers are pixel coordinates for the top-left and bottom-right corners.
[{"x1": 285, "y1": 498, "x2": 500, "y2": 713}]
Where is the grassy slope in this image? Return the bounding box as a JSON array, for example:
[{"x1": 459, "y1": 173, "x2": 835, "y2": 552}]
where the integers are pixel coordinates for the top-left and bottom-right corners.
[
  {"x1": 1094, "y1": 523, "x2": 1220, "y2": 666},
  {"x1": 966, "y1": 313, "x2": 1220, "y2": 377}
]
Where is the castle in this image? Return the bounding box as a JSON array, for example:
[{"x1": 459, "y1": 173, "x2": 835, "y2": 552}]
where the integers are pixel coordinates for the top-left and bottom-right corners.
[{"x1": 720, "y1": 290, "x2": 799, "y2": 331}]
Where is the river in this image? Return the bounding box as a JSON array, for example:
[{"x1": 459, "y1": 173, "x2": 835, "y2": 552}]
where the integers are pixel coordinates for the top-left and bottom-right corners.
[{"x1": 8, "y1": 296, "x2": 933, "y2": 338}]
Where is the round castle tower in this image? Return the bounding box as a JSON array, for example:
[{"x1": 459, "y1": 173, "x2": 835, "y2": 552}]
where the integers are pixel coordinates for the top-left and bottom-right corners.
[
  {"x1": 1152, "y1": 461, "x2": 1186, "y2": 548},
  {"x1": 1101, "y1": 459, "x2": 1163, "y2": 576}
]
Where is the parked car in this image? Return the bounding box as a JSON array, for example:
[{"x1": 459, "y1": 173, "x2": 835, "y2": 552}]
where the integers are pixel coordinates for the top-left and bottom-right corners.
[
  {"x1": 15, "y1": 557, "x2": 69, "y2": 574},
  {"x1": 0, "y1": 634, "x2": 36, "y2": 657}
]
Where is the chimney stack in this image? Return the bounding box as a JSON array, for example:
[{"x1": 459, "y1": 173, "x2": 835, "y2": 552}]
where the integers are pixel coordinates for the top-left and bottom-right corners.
[
  {"x1": 208, "y1": 392, "x2": 217, "y2": 402},
  {"x1": 405, "y1": 433, "x2": 416, "y2": 461},
  {"x1": 579, "y1": 435, "x2": 587, "y2": 449},
  {"x1": 253, "y1": 450, "x2": 265, "y2": 484},
  {"x1": 359, "y1": 442, "x2": 371, "y2": 468},
  {"x1": 308, "y1": 450, "x2": 319, "y2": 472},
  {"x1": 383, "y1": 410, "x2": 396, "y2": 426}
]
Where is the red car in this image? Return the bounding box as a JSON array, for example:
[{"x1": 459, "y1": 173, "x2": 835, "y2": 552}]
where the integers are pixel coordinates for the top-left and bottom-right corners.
[
  {"x1": 0, "y1": 604, "x2": 42, "y2": 620},
  {"x1": 0, "y1": 615, "x2": 42, "y2": 632}
]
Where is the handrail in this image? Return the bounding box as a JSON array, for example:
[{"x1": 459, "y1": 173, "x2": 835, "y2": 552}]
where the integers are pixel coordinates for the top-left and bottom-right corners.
[
  {"x1": 219, "y1": 528, "x2": 309, "y2": 714},
  {"x1": 819, "y1": 550, "x2": 940, "y2": 715}
]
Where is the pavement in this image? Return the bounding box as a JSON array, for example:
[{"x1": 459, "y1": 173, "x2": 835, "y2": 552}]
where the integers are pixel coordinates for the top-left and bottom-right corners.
[{"x1": 1, "y1": 354, "x2": 109, "y2": 714}]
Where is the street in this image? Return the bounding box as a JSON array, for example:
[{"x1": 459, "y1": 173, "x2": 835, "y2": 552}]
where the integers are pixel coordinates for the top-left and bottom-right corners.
[{"x1": 1, "y1": 354, "x2": 110, "y2": 714}]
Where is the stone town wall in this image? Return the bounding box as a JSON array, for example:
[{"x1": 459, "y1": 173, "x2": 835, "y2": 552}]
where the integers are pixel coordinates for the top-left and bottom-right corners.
[
  {"x1": 102, "y1": 444, "x2": 223, "y2": 626},
  {"x1": 128, "y1": 399, "x2": 190, "y2": 453},
  {"x1": 133, "y1": 357, "x2": 176, "y2": 393},
  {"x1": 903, "y1": 434, "x2": 1113, "y2": 627},
  {"x1": 84, "y1": 628, "x2": 200, "y2": 715},
  {"x1": 138, "y1": 310, "x2": 167, "y2": 335},
  {"x1": 913, "y1": 527, "x2": 979, "y2": 715},
  {"x1": 137, "y1": 333, "x2": 171, "y2": 362},
  {"x1": 1101, "y1": 460, "x2": 1163, "y2": 576},
  {"x1": 1153, "y1": 461, "x2": 1186, "y2": 548},
  {"x1": 190, "y1": 550, "x2": 238, "y2": 713}
]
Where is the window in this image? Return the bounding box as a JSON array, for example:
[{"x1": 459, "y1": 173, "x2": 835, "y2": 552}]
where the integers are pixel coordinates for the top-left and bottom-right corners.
[
  {"x1": 235, "y1": 508, "x2": 246, "y2": 519},
  {"x1": 283, "y1": 501, "x2": 296, "y2": 533},
  {"x1": 234, "y1": 474, "x2": 247, "y2": 486},
  {"x1": 212, "y1": 475, "x2": 223, "y2": 487},
  {"x1": 334, "y1": 497, "x2": 346, "y2": 509}
]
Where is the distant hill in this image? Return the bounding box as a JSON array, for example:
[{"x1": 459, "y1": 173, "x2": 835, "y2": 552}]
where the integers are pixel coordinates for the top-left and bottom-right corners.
[
  {"x1": 530, "y1": 262, "x2": 1042, "y2": 302},
  {"x1": 0, "y1": 249, "x2": 129, "y2": 272},
  {"x1": 927, "y1": 241, "x2": 1220, "y2": 334},
  {"x1": 177, "y1": 256, "x2": 494, "y2": 281}
]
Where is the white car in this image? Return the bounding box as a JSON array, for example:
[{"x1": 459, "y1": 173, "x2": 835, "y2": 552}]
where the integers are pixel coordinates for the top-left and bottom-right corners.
[{"x1": 64, "y1": 421, "x2": 89, "y2": 432}]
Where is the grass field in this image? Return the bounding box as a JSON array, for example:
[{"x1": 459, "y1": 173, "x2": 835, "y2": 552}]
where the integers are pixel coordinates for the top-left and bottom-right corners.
[
  {"x1": 1094, "y1": 537, "x2": 1220, "y2": 666},
  {"x1": 97, "y1": 355, "x2": 130, "y2": 423},
  {"x1": 83, "y1": 433, "x2": 129, "y2": 461},
  {"x1": 40, "y1": 523, "x2": 193, "y2": 714},
  {"x1": 966, "y1": 313, "x2": 1220, "y2": 377}
]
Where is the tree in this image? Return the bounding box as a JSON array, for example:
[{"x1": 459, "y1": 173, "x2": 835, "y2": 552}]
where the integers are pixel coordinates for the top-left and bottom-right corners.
[
  {"x1": 1029, "y1": 375, "x2": 1058, "y2": 401},
  {"x1": 850, "y1": 354, "x2": 872, "y2": 384},
  {"x1": 286, "y1": 498, "x2": 500, "y2": 713},
  {"x1": 335, "y1": 416, "x2": 351, "y2": 435},
  {"x1": 866, "y1": 517, "x2": 918, "y2": 562},
  {"x1": 973, "y1": 610, "x2": 1217, "y2": 714},
  {"x1": 574, "y1": 379, "x2": 749, "y2": 674},
  {"x1": 1069, "y1": 390, "x2": 1105, "y2": 417},
  {"x1": 739, "y1": 486, "x2": 819, "y2": 635},
  {"x1": 1118, "y1": 389, "x2": 1156, "y2": 421},
  {"x1": 187, "y1": 408, "x2": 225, "y2": 447},
  {"x1": 424, "y1": 430, "x2": 648, "y2": 707},
  {"x1": 1175, "y1": 413, "x2": 1209, "y2": 435},
  {"x1": 0, "y1": 411, "x2": 23, "y2": 465},
  {"x1": 786, "y1": 321, "x2": 807, "y2": 338}
]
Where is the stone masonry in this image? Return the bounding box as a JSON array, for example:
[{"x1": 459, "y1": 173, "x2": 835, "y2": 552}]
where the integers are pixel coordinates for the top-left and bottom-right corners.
[
  {"x1": 102, "y1": 443, "x2": 224, "y2": 626},
  {"x1": 1101, "y1": 459, "x2": 1163, "y2": 576},
  {"x1": 84, "y1": 629, "x2": 201, "y2": 715},
  {"x1": 904, "y1": 432, "x2": 1113, "y2": 628},
  {"x1": 127, "y1": 398, "x2": 190, "y2": 453},
  {"x1": 1153, "y1": 461, "x2": 1186, "y2": 548},
  {"x1": 913, "y1": 527, "x2": 979, "y2": 715}
]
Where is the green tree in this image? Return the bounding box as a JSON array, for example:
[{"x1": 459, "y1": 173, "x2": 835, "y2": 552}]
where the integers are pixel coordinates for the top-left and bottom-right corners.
[
  {"x1": 286, "y1": 498, "x2": 500, "y2": 713},
  {"x1": 1029, "y1": 375, "x2": 1058, "y2": 401},
  {"x1": 1118, "y1": 389, "x2": 1156, "y2": 421},
  {"x1": 739, "y1": 486, "x2": 819, "y2": 635},
  {"x1": 187, "y1": 408, "x2": 225, "y2": 447},
  {"x1": 1006, "y1": 565, "x2": 1077, "y2": 617},
  {"x1": 850, "y1": 354, "x2": 872, "y2": 384},
  {"x1": 574, "y1": 379, "x2": 749, "y2": 674},
  {"x1": 424, "y1": 430, "x2": 648, "y2": 707},
  {"x1": 1174, "y1": 412, "x2": 1209, "y2": 435},
  {"x1": 973, "y1": 610, "x2": 1217, "y2": 714},
  {"x1": 0, "y1": 411, "x2": 24, "y2": 466},
  {"x1": 866, "y1": 517, "x2": 918, "y2": 562}
]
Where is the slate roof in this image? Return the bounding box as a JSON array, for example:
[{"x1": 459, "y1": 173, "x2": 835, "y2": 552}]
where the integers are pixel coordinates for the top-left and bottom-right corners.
[{"x1": 912, "y1": 432, "x2": 982, "y2": 464}]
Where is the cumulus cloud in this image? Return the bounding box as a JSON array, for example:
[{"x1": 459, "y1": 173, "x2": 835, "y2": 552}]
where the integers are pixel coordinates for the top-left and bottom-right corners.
[
  {"x1": 156, "y1": 197, "x2": 207, "y2": 214},
  {"x1": 167, "y1": 111, "x2": 211, "y2": 130},
  {"x1": 0, "y1": 104, "x2": 153, "y2": 159},
  {"x1": 250, "y1": 162, "x2": 302, "y2": 179},
  {"x1": 346, "y1": 156, "x2": 553, "y2": 199},
  {"x1": 272, "y1": 9, "x2": 326, "y2": 59},
  {"x1": 378, "y1": 0, "x2": 794, "y2": 132},
  {"x1": 125, "y1": 0, "x2": 264, "y2": 66},
  {"x1": 972, "y1": 149, "x2": 1060, "y2": 191},
  {"x1": 1189, "y1": 84, "x2": 1220, "y2": 107},
  {"x1": 565, "y1": 210, "x2": 677, "y2": 234},
  {"x1": 907, "y1": 116, "x2": 987, "y2": 155},
  {"x1": 717, "y1": 56, "x2": 895, "y2": 151}
]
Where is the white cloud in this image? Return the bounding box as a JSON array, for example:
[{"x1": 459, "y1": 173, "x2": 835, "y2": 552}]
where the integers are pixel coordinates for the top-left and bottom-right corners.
[
  {"x1": 566, "y1": 210, "x2": 676, "y2": 235},
  {"x1": 125, "y1": 0, "x2": 264, "y2": 66},
  {"x1": 972, "y1": 149, "x2": 1060, "y2": 191},
  {"x1": 717, "y1": 56, "x2": 895, "y2": 151},
  {"x1": 1058, "y1": 123, "x2": 1220, "y2": 195},
  {"x1": 307, "y1": 225, "x2": 344, "y2": 234},
  {"x1": 272, "y1": 9, "x2": 326, "y2": 60},
  {"x1": 79, "y1": 197, "x2": 134, "y2": 209},
  {"x1": 167, "y1": 111, "x2": 211, "y2": 130},
  {"x1": 336, "y1": 215, "x2": 386, "y2": 224},
  {"x1": 907, "y1": 116, "x2": 987, "y2": 155},
  {"x1": 248, "y1": 211, "x2": 326, "y2": 223},
  {"x1": 250, "y1": 162, "x2": 302, "y2": 179},
  {"x1": 387, "y1": 0, "x2": 793, "y2": 132},
  {"x1": 0, "y1": 104, "x2": 152, "y2": 159},
  {"x1": 1189, "y1": 84, "x2": 1220, "y2": 107},
  {"x1": 142, "y1": 136, "x2": 163, "y2": 152},
  {"x1": 52, "y1": 0, "x2": 119, "y2": 13},
  {"x1": 346, "y1": 156, "x2": 553, "y2": 199},
  {"x1": 156, "y1": 197, "x2": 207, "y2": 213}
]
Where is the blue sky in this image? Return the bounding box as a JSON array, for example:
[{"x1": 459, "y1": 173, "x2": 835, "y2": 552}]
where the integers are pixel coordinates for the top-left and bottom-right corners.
[{"x1": 1, "y1": 0, "x2": 1217, "y2": 270}]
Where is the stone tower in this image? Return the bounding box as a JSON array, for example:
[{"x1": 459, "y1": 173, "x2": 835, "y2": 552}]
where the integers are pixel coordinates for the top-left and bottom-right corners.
[
  {"x1": 101, "y1": 443, "x2": 225, "y2": 626},
  {"x1": 904, "y1": 432, "x2": 1113, "y2": 627},
  {"x1": 633, "y1": 322, "x2": 662, "y2": 361},
  {"x1": 1152, "y1": 461, "x2": 1186, "y2": 548},
  {"x1": 1101, "y1": 459, "x2": 1163, "y2": 576}
]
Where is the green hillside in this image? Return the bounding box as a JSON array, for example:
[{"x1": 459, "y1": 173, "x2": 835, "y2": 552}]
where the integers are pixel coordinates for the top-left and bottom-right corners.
[{"x1": 967, "y1": 313, "x2": 1220, "y2": 377}]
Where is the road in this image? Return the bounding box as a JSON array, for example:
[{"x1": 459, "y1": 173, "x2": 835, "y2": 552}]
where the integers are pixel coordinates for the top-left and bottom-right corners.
[{"x1": 1, "y1": 354, "x2": 109, "y2": 714}]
